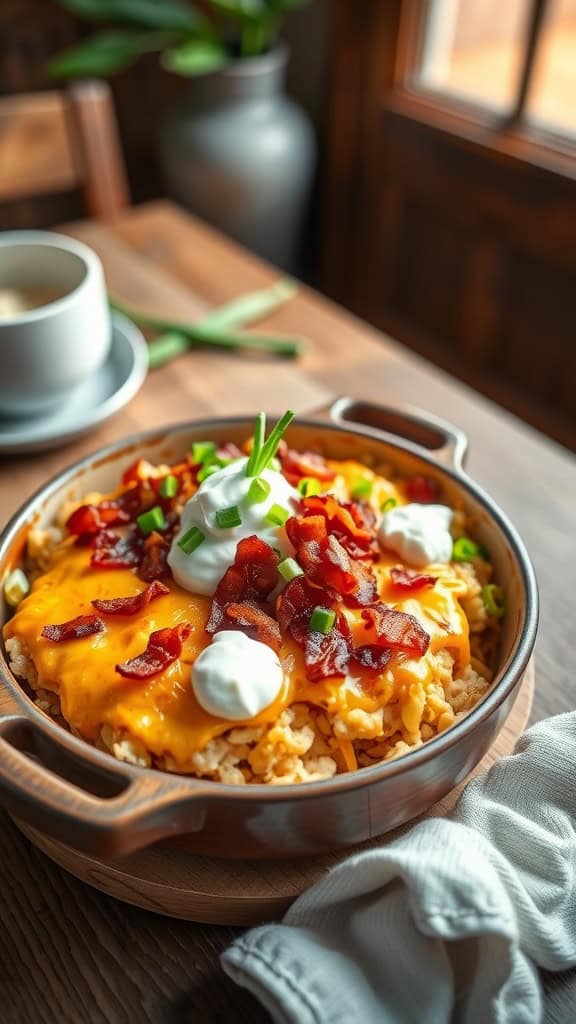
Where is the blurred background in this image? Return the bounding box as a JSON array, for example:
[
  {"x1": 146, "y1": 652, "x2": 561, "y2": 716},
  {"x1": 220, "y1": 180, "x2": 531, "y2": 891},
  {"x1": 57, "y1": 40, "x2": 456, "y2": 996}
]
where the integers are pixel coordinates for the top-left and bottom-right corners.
[{"x1": 1, "y1": 0, "x2": 575, "y2": 451}]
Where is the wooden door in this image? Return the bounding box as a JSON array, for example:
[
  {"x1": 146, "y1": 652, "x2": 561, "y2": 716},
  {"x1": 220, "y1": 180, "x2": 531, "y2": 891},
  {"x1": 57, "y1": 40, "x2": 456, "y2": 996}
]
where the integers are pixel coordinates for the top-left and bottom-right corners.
[{"x1": 323, "y1": 0, "x2": 576, "y2": 450}]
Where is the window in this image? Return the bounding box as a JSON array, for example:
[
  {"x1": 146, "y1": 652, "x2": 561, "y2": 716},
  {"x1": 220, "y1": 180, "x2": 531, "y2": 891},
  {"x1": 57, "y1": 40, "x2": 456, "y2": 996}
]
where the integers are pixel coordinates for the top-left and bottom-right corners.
[
  {"x1": 418, "y1": 0, "x2": 530, "y2": 112},
  {"x1": 528, "y1": 0, "x2": 576, "y2": 134},
  {"x1": 399, "y1": 0, "x2": 576, "y2": 163}
]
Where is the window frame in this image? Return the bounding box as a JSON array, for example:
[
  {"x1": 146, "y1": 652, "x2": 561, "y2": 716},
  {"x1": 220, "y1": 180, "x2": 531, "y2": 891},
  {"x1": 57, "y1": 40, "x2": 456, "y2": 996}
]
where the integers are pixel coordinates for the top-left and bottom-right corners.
[{"x1": 387, "y1": 0, "x2": 576, "y2": 181}]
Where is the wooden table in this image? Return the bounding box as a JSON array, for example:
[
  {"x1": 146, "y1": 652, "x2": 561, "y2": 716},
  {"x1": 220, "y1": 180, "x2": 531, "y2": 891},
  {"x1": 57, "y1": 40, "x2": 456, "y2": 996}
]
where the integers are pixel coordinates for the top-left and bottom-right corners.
[{"x1": 1, "y1": 200, "x2": 574, "y2": 1023}]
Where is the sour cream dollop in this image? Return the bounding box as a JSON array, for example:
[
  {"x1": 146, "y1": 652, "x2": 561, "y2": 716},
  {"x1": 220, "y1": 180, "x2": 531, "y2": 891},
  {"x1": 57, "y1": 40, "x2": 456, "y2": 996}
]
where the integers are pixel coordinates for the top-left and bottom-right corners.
[
  {"x1": 378, "y1": 503, "x2": 453, "y2": 567},
  {"x1": 168, "y1": 456, "x2": 300, "y2": 596},
  {"x1": 192, "y1": 631, "x2": 283, "y2": 719}
]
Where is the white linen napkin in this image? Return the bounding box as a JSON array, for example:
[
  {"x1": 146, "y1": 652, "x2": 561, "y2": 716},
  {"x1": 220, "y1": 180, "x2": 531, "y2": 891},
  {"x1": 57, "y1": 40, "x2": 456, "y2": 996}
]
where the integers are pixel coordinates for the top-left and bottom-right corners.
[{"x1": 222, "y1": 712, "x2": 576, "y2": 1023}]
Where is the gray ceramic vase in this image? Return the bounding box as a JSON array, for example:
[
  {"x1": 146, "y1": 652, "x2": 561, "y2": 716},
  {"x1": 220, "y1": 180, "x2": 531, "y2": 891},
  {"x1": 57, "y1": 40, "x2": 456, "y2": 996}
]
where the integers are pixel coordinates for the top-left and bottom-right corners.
[{"x1": 160, "y1": 45, "x2": 316, "y2": 273}]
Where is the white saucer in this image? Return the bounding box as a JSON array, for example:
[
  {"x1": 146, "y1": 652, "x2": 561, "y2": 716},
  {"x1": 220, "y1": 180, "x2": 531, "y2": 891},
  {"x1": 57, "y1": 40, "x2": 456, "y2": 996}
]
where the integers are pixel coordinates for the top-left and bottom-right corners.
[{"x1": 0, "y1": 313, "x2": 148, "y2": 455}]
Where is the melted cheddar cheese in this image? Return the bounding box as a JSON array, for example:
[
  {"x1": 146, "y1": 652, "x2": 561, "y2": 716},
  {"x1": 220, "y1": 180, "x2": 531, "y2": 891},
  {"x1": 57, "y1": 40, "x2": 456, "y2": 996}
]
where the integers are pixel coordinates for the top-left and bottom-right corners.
[{"x1": 4, "y1": 536, "x2": 470, "y2": 771}]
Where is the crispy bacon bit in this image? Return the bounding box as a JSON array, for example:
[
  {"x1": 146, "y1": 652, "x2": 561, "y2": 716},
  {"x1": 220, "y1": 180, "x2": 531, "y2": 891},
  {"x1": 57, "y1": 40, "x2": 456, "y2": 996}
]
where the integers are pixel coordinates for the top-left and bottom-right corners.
[
  {"x1": 67, "y1": 487, "x2": 143, "y2": 537},
  {"x1": 42, "y1": 614, "x2": 105, "y2": 643},
  {"x1": 277, "y1": 579, "x2": 430, "y2": 681},
  {"x1": 352, "y1": 645, "x2": 392, "y2": 672},
  {"x1": 91, "y1": 579, "x2": 169, "y2": 616},
  {"x1": 277, "y1": 577, "x2": 351, "y2": 680},
  {"x1": 72, "y1": 491, "x2": 174, "y2": 579},
  {"x1": 345, "y1": 556, "x2": 380, "y2": 607},
  {"x1": 206, "y1": 536, "x2": 280, "y2": 649},
  {"x1": 285, "y1": 513, "x2": 325, "y2": 580},
  {"x1": 322, "y1": 535, "x2": 379, "y2": 607},
  {"x1": 224, "y1": 602, "x2": 281, "y2": 653},
  {"x1": 90, "y1": 529, "x2": 142, "y2": 569},
  {"x1": 74, "y1": 527, "x2": 117, "y2": 549},
  {"x1": 67, "y1": 503, "x2": 129, "y2": 536},
  {"x1": 300, "y1": 494, "x2": 378, "y2": 559},
  {"x1": 121, "y1": 459, "x2": 158, "y2": 486},
  {"x1": 361, "y1": 604, "x2": 430, "y2": 657},
  {"x1": 389, "y1": 567, "x2": 437, "y2": 593},
  {"x1": 139, "y1": 531, "x2": 170, "y2": 582},
  {"x1": 405, "y1": 476, "x2": 440, "y2": 504},
  {"x1": 112, "y1": 486, "x2": 144, "y2": 513},
  {"x1": 109, "y1": 487, "x2": 145, "y2": 516},
  {"x1": 286, "y1": 515, "x2": 378, "y2": 607},
  {"x1": 279, "y1": 445, "x2": 336, "y2": 486},
  {"x1": 305, "y1": 615, "x2": 351, "y2": 681},
  {"x1": 116, "y1": 624, "x2": 190, "y2": 679},
  {"x1": 345, "y1": 498, "x2": 377, "y2": 531},
  {"x1": 277, "y1": 575, "x2": 324, "y2": 643}
]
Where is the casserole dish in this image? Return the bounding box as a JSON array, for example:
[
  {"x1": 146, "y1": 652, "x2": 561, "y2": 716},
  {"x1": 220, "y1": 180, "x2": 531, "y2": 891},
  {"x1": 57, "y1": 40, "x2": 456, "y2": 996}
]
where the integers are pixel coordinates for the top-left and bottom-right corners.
[{"x1": 0, "y1": 398, "x2": 538, "y2": 859}]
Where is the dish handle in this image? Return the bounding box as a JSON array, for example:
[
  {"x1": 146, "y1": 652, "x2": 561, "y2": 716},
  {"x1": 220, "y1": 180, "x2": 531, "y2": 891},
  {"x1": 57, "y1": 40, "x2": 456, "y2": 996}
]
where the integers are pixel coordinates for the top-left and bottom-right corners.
[
  {"x1": 313, "y1": 397, "x2": 468, "y2": 472},
  {"x1": 0, "y1": 714, "x2": 209, "y2": 856}
]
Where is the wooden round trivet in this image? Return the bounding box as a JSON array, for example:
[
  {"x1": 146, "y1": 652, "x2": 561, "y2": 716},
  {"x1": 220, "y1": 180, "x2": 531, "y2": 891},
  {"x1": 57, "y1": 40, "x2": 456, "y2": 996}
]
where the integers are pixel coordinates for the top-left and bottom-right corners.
[{"x1": 17, "y1": 664, "x2": 534, "y2": 926}]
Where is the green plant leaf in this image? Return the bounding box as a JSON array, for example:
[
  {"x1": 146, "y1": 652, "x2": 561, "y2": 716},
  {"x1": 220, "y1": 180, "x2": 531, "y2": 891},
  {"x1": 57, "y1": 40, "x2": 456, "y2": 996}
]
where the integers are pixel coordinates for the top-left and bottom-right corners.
[
  {"x1": 265, "y1": 0, "x2": 310, "y2": 11},
  {"x1": 207, "y1": 0, "x2": 269, "y2": 25},
  {"x1": 162, "y1": 38, "x2": 228, "y2": 76},
  {"x1": 48, "y1": 30, "x2": 168, "y2": 79},
  {"x1": 55, "y1": 0, "x2": 199, "y2": 31},
  {"x1": 240, "y1": 20, "x2": 272, "y2": 56}
]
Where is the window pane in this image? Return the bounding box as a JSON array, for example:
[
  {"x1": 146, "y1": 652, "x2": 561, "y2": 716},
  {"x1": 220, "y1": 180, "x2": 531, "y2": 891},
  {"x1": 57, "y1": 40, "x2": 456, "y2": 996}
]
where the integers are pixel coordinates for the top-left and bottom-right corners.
[
  {"x1": 417, "y1": 0, "x2": 530, "y2": 112},
  {"x1": 528, "y1": 0, "x2": 576, "y2": 134}
]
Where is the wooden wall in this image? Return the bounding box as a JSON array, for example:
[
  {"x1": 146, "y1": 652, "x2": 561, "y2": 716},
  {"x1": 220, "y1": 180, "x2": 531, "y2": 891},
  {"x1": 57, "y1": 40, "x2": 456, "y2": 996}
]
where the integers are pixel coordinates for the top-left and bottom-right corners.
[{"x1": 322, "y1": 0, "x2": 576, "y2": 452}]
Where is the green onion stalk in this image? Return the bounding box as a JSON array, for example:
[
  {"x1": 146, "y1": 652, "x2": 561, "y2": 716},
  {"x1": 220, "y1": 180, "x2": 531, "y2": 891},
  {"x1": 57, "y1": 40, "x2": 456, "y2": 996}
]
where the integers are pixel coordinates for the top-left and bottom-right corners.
[{"x1": 109, "y1": 279, "x2": 306, "y2": 370}]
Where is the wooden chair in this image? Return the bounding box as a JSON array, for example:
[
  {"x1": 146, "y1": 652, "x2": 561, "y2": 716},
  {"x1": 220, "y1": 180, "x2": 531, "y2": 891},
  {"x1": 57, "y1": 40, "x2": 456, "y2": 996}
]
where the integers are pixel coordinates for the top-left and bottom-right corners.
[{"x1": 0, "y1": 80, "x2": 129, "y2": 219}]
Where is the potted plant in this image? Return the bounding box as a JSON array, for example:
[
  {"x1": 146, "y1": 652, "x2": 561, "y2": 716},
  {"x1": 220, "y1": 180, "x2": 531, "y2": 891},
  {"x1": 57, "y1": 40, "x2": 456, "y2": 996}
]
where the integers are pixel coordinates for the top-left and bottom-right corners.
[{"x1": 50, "y1": 0, "x2": 316, "y2": 272}]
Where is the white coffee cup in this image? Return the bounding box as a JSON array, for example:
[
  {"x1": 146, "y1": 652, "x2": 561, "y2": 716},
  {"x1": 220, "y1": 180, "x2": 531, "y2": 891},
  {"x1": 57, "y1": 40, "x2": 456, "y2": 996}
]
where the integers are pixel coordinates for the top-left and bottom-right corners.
[{"x1": 0, "y1": 231, "x2": 111, "y2": 418}]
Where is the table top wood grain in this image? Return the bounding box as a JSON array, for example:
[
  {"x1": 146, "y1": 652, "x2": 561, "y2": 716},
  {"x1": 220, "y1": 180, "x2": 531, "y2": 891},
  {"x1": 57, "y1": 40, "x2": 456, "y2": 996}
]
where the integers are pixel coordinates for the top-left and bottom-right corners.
[{"x1": 0, "y1": 200, "x2": 574, "y2": 1023}]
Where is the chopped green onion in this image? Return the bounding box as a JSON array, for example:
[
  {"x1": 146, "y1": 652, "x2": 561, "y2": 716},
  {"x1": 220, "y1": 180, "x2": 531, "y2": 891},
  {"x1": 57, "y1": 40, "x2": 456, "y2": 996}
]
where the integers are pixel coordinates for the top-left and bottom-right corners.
[
  {"x1": 481, "y1": 584, "x2": 506, "y2": 618},
  {"x1": 247, "y1": 409, "x2": 295, "y2": 478},
  {"x1": 265, "y1": 504, "x2": 290, "y2": 526},
  {"x1": 137, "y1": 506, "x2": 165, "y2": 536},
  {"x1": 146, "y1": 331, "x2": 189, "y2": 370},
  {"x1": 351, "y1": 478, "x2": 372, "y2": 500},
  {"x1": 298, "y1": 477, "x2": 322, "y2": 497},
  {"x1": 381, "y1": 497, "x2": 397, "y2": 513},
  {"x1": 246, "y1": 412, "x2": 266, "y2": 477},
  {"x1": 278, "y1": 557, "x2": 304, "y2": 583},
  {"x1": 257, "y1": 410, "x2": 295, "y2": 474},
  {"x1": 191, "y1": 441, "x2": 216, "y2": 465},
  {"x1": 159, "y1": 474, "x2": 178, "y2": 499},
  {"x1": 193, "y1": 278, "x2": 298, "y2": 331},
  {"x1": 110, "y1": 280, "x2": 306, "y2": 367},
  {"x1": 215, "y1": 505, "x2": 242, "y2": 529},
  {"x1": 198, "y1": 463, "x2": 221, "y2": 483},
  {"x1": 309, "y1": 606, "x2": 336, "y2": 634},
  {"x1": 135, "y1": 320, "x2": 305, "y2": 360},
  {"x1": 452, "y1": 537, "x2": 489, "y2": 562},
  {"x1": 269, "y1": 456, "x2": 281, "y2": 472},
  {"x1": 3, "y1": 568, "x2": 30, "y2": 608},
  {"x1": 247, "y1": 477, "x2": 271, "y2": 505},
  {"x1": 178, "y1": 526, "x2": 205, "y2": 554}
]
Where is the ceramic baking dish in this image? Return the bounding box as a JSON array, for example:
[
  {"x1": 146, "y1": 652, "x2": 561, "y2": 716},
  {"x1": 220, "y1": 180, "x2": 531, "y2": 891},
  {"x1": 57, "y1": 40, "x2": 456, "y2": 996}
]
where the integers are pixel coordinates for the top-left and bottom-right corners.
[{"x1": 0, "y1": 398, "x2": 538, "y2": 859}]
